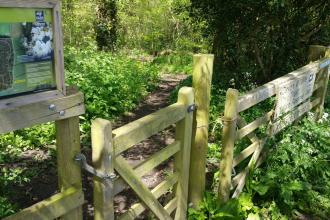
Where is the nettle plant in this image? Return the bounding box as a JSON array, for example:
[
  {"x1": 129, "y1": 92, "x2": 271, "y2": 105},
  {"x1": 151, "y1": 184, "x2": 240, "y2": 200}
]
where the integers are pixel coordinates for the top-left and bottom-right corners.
[{"x1": 249, "y1": 111, "x2": 330, "y2": 218}]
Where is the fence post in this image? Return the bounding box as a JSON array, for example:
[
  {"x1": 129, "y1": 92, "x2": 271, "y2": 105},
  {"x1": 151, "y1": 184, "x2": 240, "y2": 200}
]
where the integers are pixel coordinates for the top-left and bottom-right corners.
[
  {"x1": 92, "y1": 118, "x2": 114, "y2": 220},
  {"x1": 218, "y1": 89, "x2": 239, "y2": 203},
  {"x1": 309, "y1": 45, "x2": 330, "y2": 119},
  {"x1": 56, "y1": 116, "x2": 83, "y2": 220},
  {"x1": 174, "y1": 87, "x2": 194, "y2": 220},
  {"x1": 189, "y1": 54, "x2": 214, "y2": 207}
]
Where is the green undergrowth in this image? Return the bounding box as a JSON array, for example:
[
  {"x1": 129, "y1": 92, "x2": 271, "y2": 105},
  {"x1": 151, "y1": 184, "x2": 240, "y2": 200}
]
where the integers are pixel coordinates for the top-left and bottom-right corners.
[
  {"x1": 189, "y1": 110, "x2": 330, "y2": 219},
  {"x1": 0, "y1": 47, "x2": 164, "y2": 218},
  {"x1": 152, "y1": 52, "x2": 193, "y2": 75}
]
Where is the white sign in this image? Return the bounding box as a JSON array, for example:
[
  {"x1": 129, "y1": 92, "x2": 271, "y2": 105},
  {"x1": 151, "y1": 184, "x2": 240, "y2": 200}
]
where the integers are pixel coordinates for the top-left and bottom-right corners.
[{"x1": 274, "y1": 71, "x2": 316, "y2": 119}]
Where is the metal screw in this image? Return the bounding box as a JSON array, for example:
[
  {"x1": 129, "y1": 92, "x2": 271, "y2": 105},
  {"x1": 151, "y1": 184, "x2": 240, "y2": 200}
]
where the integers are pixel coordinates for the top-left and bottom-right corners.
[
  {"x1": 49, "y1": 104, "x2": 56, "y2": 111},
  {"x1": 59, "y1": 110, "x2": 65, "y2": 116}
]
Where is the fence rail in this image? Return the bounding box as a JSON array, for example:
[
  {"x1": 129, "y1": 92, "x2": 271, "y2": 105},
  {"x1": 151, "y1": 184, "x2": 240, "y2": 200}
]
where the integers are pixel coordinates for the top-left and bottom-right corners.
[
  {"x1": 218, "y1": 47, "x2": 330, "y2": 202},
  {"x1": 92, "y1": 87, "x2": 194, "y2": 220}
]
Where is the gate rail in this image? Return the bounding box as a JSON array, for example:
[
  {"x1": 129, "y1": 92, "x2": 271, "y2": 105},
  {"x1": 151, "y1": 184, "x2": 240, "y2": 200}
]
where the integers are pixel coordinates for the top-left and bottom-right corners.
[
  {"x1": 92, "y1": 87, "x2": 194, "y2": 220},
  {"x1": 218, "y1": 47, "x2": 330, "y2": 202}
]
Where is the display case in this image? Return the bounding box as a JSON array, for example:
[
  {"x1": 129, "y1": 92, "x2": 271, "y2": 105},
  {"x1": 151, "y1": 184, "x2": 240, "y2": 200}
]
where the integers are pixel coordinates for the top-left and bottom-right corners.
[{"x1": 0, "y1": 0, "x2": 65, "y2": 104}]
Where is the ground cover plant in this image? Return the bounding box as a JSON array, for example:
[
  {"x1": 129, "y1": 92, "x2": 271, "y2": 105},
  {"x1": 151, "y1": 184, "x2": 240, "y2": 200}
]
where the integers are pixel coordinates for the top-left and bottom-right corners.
[
  {"x1": 188, "y1": 95, "x2": 330, "y2": 219},
  {"x1": 1, "y1": 0, "x2": 330, "y2": 218}
]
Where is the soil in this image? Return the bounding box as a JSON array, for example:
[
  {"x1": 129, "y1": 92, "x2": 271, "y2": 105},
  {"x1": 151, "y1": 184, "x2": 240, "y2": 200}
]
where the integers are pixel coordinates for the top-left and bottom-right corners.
[{"x1": 7, "y1": 73, "x2": 188, "y2": 219}]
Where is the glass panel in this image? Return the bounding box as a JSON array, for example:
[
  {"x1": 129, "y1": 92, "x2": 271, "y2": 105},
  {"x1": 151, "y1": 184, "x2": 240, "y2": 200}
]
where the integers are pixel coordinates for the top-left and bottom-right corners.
[{"x1": 0, "y1": 8, "x2": 56, "y2": 98}]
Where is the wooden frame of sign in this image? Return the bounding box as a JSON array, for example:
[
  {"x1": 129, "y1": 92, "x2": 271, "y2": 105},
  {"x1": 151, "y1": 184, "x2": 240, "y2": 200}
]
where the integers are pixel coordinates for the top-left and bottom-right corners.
[
  {"x1": 0, "y1": 1, "x2": 84, "y2": 134},
  {"x1": 0, "y1": 0, "x2": 65, "y2": 106}
]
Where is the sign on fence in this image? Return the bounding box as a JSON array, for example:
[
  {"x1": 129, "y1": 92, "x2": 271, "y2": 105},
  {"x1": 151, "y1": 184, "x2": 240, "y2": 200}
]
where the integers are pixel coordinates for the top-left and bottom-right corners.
[{"x1": 274, "y1": 70, "x2": 316, "y2": 119}]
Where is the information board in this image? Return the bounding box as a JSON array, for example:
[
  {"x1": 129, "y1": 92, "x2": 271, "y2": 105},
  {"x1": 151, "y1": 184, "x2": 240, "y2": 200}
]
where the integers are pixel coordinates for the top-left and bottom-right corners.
[
  {"x1": 274, "y1": 70, "x2": 316, "y2": 119},
  {"x1": 0, "y1": 8, "x2": 56, "y2": 98}
]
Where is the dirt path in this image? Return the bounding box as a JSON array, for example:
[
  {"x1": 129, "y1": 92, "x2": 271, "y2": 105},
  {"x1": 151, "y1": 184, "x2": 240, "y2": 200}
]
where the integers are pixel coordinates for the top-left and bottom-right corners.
[
  {"x1": 83, "y1": 74, "x2": 188, "y2": 219},
  {"x1": 4, "y1": 74, "x2": 188, "y2": 219}
]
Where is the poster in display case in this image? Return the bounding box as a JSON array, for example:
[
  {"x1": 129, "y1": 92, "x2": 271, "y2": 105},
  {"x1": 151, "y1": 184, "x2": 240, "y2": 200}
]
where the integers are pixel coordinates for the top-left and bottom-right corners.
[{"x1": 0, "y1": 0, "x2": 65, "y2": 101}]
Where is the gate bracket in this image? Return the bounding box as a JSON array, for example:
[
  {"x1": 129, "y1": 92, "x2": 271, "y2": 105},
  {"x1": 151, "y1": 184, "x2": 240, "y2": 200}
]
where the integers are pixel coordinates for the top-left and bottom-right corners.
[
  {"x1": 74, "y1": 153, "x2": 117, "y2": 181},
  {"x1": 187, "y1": 104, "x2": 197, "y2": 113}
]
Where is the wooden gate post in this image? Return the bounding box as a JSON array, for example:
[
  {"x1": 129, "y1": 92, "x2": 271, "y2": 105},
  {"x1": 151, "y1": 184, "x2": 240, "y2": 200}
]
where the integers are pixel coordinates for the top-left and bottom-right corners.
[
  {"x1": 92, "y1": 119, "x2": 114, "y2": 220},
  {"x1": 189, "y1": 54, "x2": 214, "y2": 207},
  {"x1": 56, "y1": 116, "x2": 83, "y2": 220},
  {"x1": 308, "y1": 45, "x2": 330, "y2": 119},
  {"x1": 174, "y1": 87, "x2": 194, "y2": 219},
  {"x1": 218, "y1": 89, "x2": 239, "y2": 203}
]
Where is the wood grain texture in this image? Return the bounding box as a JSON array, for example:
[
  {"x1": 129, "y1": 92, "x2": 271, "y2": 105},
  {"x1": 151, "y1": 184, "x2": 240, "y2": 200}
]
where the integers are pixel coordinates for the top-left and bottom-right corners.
[
  {"x1": 189, "y1": 54, "x2": 214, "y2": 206},
  {"x1": 236, "y1": 111, "x2": 273, "y2": 140},
  {"x1": 174, "y1": 87, "x2": 194, "y2": 220},
  {"x1": 115, "y1": 156, "x2": 172, "y2": 220},
  {"x1": 238, "y1": 62, "x2": 319, "y2": 112},
  {"x1": 0, "y1": 0, "x2": 58, "y2": 8},
  {"x1": 4, "y1": 187, "x2": 84, "y2": 220},
  {"x1": 92, "y1": 119, "x2": 114, "y2": 220},
  {"x1": 56, "y1": 116, "x2": 83, "y2": 220},
  {"x1": 218, "y1": 89, "x2": 239, "y2": 203},
  {"x1": 0, "y1": 91, "x2": 85, "y2": 134},
  {"x1": 134, "y1": 141, "x2": 181, "y2": 176},
  {"x1": 113, "y1": 103, "x2": 185, "y2": 155},
  {"x1": 118, "y1": 174, "x2": 179, "y2": 220}
]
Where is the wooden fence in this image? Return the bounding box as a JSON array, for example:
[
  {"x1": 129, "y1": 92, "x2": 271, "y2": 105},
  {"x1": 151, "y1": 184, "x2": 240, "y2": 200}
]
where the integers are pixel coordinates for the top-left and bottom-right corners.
[
  {"x1": 91, "y1": 87, "x2": 194, "y2": 220},
  {"x1": 218, "y1": 46, "x2": 330, "y2": 202},
  {"x1": 2, "y1": 88, "x2": 85, "y2": 220}
]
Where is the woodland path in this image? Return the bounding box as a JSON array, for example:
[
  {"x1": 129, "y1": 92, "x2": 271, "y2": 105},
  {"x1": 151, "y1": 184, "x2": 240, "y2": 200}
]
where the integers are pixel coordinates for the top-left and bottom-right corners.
[
  {"x1": 8, "y1": 73, "x2": 188, "y2": 219},
  {"x1": 83, "y1": 73, "x2": 188, "y2": 219}
]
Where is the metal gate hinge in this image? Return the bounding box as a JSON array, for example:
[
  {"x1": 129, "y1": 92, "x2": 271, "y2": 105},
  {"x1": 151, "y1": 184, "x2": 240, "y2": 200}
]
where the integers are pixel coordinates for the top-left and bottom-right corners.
[
  {"x1": 187, "y1": 104, "x2": 197, "y2": 113},
  {"x1": 74, "y1": 153, "x2": 117, "y2": 181}
]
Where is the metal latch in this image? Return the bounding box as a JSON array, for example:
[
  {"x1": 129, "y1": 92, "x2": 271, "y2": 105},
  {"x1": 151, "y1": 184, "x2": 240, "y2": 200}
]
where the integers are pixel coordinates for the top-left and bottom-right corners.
[
  {"x1": 74, "y1": 153, "x2": 117, "y2": 181},
  {"x1": 187, "y1": 104, "x2": 197, "y2": 113}
]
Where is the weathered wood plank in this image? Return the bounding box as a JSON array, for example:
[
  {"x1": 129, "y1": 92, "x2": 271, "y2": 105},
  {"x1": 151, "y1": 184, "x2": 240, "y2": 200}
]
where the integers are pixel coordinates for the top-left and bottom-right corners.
[
  {"x1": 236, "y1": 111, "x2": 273, "y2": 140},
  {"x1": 218, "y1": 89, "x2": 239, "y2": 203},
  {"x1": 232, "y1": 142, "x2": 259, "y2": 168},
  {"x1": 174, "y1": 87, "x2": 194, "y2": 220},
  {"x1": 314, "y1": 49, "x2": 330, "y2": 118},
  {"x1": 270, "y1": 98, "x2": 320, "y2": 135},
  {"x1": 232, "y1": 139, "x2": 267, "y2": 198},
  {"x1": 53, "y1": 0, "x2": 66, "y2": 95},
  {"x1": 118, "y1": 174, "x2": 179, "y2": 220},
  {"x1": 56, "y1": 116, "x2": 83, "y2": 219},
  {"x1": 134, "y1": 141, "x2": 181, "y2": 177},
  {"x1": 165, "y1": 198, "x2": 178, "y2": 215},
  {"x1": 113, "y1": 142, "x2": 180, "y2": 196},
  {"x1": 274, "y1": 71, "x2": 316, "y2": 119},
  {"x1": 0, "y1": 91, "x2": 85, "y2": 134},
  {"x1": 189, "y1": 54, "x2": 214, "y2": 206},
  {"x1": 237, "y1": 116, "x2": 259, "y2": 143},
  {"x1": 0, "y1": 90, "x2": 63, "y2": 111},
  {"x1": 113, "y1": 103, "x2": 186, "y2": 155},
  {"x1": 0, "y1": 0, "x2": 58, "y2": 8},
  {"x1": 92, "y1": 119, "x2": 115, "y2": 220},
  {"x1": 4, "y1": 187, "x2": 84, "y2": 220},
  {"x1": 115, "y1": 156, "x2": 172, "y2": 220},
  {"x1": 238, "y1": 62, "x2": 319, "y2": 112}
]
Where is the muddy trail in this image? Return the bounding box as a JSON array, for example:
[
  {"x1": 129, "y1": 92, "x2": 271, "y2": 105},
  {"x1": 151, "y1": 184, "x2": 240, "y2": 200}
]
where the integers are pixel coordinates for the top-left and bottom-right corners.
[
  {"x1": 7, "y1": 74, "x2": 188, "y2": 219},
  {"x1": 83, "y1": 73, "x2": 188, "y2": 219}
]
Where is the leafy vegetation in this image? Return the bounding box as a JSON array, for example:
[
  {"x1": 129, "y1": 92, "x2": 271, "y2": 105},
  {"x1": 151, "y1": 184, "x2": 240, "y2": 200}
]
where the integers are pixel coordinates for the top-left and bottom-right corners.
[{"x1": 1, "y1": 0, "x2": 330, "y2": 218}]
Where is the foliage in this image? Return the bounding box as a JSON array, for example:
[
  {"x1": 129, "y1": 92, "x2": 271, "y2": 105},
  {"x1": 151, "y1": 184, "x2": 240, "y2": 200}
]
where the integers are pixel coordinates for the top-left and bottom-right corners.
[
  {"x1": 95, "y1": 0, "x2": 118, "y2": 51},
  {"x1": 152, "y1": 51, "x2": 193, "y2": 74},
  {"x1": 191, "y1": 0, "x2": 330, "y2": 85},
  {"x1": 117, "y1": 0, "x2": 209, "y2": 53},
  {"x1": 64, "y1": 47, "x2": 159, "y2": 127},
  {"x1": 188, "y1": 192, "x2": 287, "y2": 219},
  {"x1": 249, "y1": 112, "x2": 330, "y2": 218},
  {"x1": 61, "y1": 0, "x2": 97, "y2": 48}
]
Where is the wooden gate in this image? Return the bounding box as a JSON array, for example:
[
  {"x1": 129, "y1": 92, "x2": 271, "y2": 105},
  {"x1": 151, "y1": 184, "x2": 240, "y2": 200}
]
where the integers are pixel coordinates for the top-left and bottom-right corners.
[
  {"x1": 218, "y1": 47, "x2": 330, "y2": 202},
  {"x1": 91, "y1": 87, "x2": 194, "y2": 220}
]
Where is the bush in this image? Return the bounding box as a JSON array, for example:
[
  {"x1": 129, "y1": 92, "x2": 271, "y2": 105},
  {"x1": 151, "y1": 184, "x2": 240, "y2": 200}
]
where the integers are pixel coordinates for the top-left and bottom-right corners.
[{"x1": 65, "y1": 47, "x2": 159, "y2": 125}]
